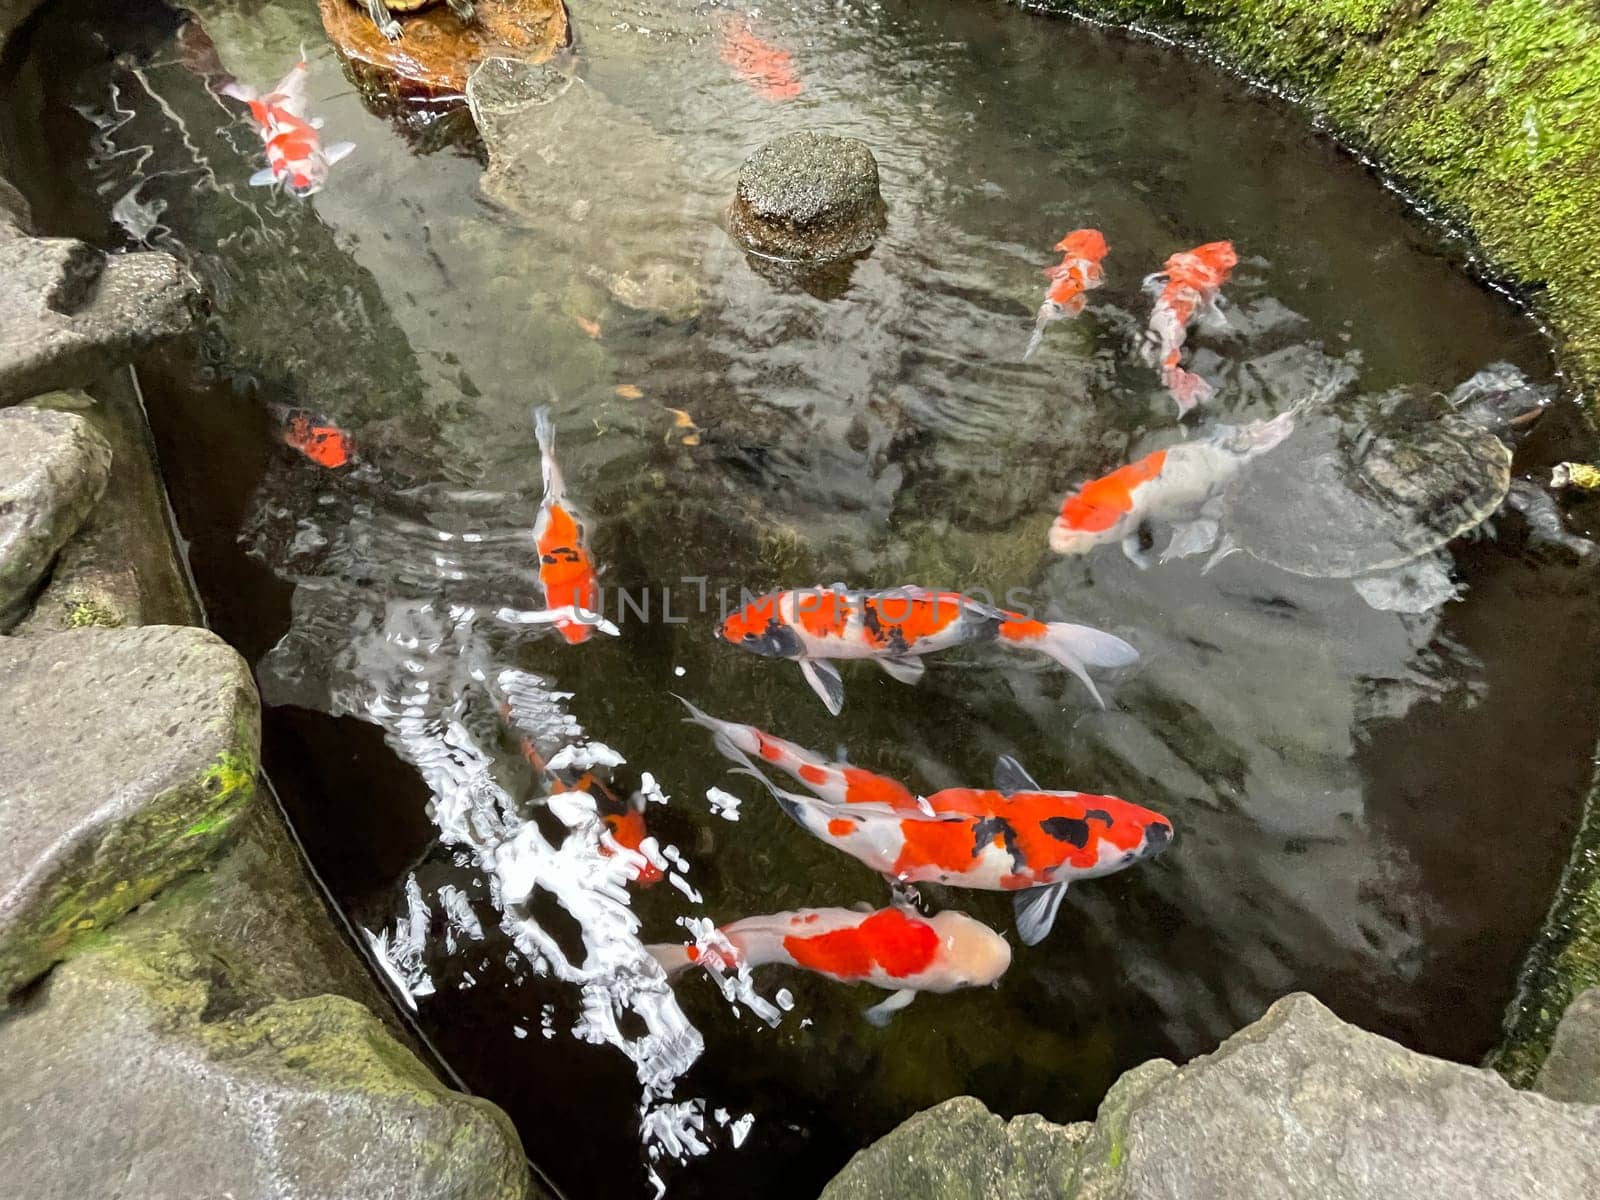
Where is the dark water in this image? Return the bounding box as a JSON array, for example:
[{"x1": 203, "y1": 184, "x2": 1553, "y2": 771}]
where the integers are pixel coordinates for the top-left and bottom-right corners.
[{"x1": 7, "y1": 0, "x2": 1600, "y2": 1195}]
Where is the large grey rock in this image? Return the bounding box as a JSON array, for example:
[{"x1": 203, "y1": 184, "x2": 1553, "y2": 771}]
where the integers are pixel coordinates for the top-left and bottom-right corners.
[
  {"x1": 0, "y1": 888, "x2": 536, "y2": 1200},
  {"x1": 1538, "y1": 987, "x2": 1600, "y2": 1104},
  {"x1": 0, "y1": 625, "x2": 259, "y2": 995},
  {"x1": 0, "y1": 236, "x2": 198, "y2": 402},
  {"x1": 13, "y1": 382, "x2": 201, "y2": 634},
  {"x1": 822, "y1": 1096, "x2": 1088, "y2": 1200},
  {"x1": 0, "y1": 405, "x2": 112, "y2": 629},
  {"x1": 728, "y1": 131, "x2": 887, "y2": 261},
  {"x1": 825, "y1": 994, "x2": 1600, "y2": 1200}
]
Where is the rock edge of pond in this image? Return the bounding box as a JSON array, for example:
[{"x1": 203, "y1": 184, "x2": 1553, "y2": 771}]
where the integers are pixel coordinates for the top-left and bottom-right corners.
[
  {"x1": 0, "y1": 192, "x2": 542, "y2": 1195},
  {"x1": 1, "y1": 0, "x2": 1598, "y2": 1196}
]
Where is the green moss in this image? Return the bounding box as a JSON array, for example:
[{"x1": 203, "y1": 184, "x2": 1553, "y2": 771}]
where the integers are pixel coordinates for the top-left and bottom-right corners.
[
  {"x1": 64, "y1": 597, "x2": 123, "y2": 628},
  {"x1": 1030, "y1": 0, "x2": 1600, "y2": 396}
]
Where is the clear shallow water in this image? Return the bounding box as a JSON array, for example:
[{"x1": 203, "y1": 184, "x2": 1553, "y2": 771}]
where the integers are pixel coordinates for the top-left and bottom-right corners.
[{"x1": 8, "y1": 0, "x2": 1600, "y2": 1194}]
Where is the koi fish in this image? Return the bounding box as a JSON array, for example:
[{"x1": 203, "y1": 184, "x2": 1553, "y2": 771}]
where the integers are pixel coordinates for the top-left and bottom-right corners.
[
  {"x1": 719, "y1": 16, "x2": 804, "y2": 102},
  {"x1": 647, "y1": 905, "x2": 1010, "y2": 1023},
  {"x1": 677, "y1": 696, "x2": 921, "y2": 811},
  {"x1": 221, "y1": 52, "x2": 354, "y2": 198},
  {"x1": 514, "y1": 734, "x2": 663, "y2": 887},
  {"x1": 719, "y1": 585, "x2": 1138, "y2": 714},
  {"x1": 532, "y1": 406, "x2": 605, "y2": 644},
  {"x1": 727, "y1": 752, "x2": 1172, "y2": 945},
  {"x1": 1049, "y1": 408, "x2": 1298, "y2": 567},
  {"x1": 279, "y1": 408, "x2": 354, "y2": 468},
  {"x1": 1141, "y1": 240, "x2": 1237, "y2": 414},
  {"x1": 1023, "y1": 228, "x2": 1108, "y2": 361}
]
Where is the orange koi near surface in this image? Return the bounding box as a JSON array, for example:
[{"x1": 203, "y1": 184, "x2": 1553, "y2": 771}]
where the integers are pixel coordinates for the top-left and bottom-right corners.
[
  {"x1": 1142, "y1": 240, "x2": 1237, "y2": 414},
  {"x1": 647, "y1": 905, "x2": 1010, "y2": 1023},
  {"x1": 532, "y1": 407, "x2": 605, "y2": 644},
  {"x1": 719, "y1": 16, "x2": 804, "y2": 101},
  {"x1": 1023, "y1": 228, "x2": 1108, "y2": 361},
  {"x1": 280, "y1": 408, "x2": 354, "y2": 468}
]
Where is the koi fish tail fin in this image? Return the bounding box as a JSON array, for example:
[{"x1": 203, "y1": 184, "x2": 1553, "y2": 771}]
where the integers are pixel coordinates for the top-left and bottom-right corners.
[
  {"x1": 644, "y1": 942, "x2": 697, "y2": 978},
  {"x1": 532, "y1": 405, "x2": 564, "y2": 502},
  {"x1": 1028, "y1": 622, "x2": 1140, "y2": 708},
  {"x1": 727, "y1": 765, "x2": 817, "y2": 832},
  {"x1": 1163, "y1": 365, "x2": 1213, "y2": 414},
  {"x1": 675, "y1": 695, "x2": 763, "y2": 773}
]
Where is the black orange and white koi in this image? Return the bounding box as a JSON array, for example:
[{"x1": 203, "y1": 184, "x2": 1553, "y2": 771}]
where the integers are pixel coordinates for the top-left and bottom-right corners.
[
  {"x1": 221, "y1": 51, "x2": 353, "y2": 198},
  {"x1": 719, "y1": 585, "x2": 1137, "y2": 714},
  {"x1": 713, "y1": 738, "x2": 1173, "y2": 945},
  {"x1": 1023, "y1": 228, "x2": 1108, "y2": 361},
  {"x1": 1141, "y1": 240, "x2": 1237, "y2": 414},
  {"x1": 1048, "y1": 409, "x2": 1299, "y2": 568},
  {"x1": 647, "y1": 905, "x2": 1010, "y2": 1023}
]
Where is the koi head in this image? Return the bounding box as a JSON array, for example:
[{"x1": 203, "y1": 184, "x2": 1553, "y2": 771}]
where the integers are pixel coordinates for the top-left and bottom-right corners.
[
  {"x1": 927, "y1": 910, "x2": 1012, "y2": 988},
  {"x1": 1055, "y1": 228, "x2": 1108, "y2": 262},
  {"x1": 721, "y1": 593, "x2": 805, "y2": 658}
]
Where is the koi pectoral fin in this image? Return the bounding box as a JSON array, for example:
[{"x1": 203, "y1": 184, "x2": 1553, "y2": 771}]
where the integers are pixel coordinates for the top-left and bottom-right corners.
[
  {"x1": 1121, "y1": 532, "x2": 1153, "y2": 570},
  {"x1": 863, "y1": 988, "x2": 917, "y2": 1026},
  {"x1": 248, "y1": 167, "x2": 278, "y2": 188},
  {"x1": 876, "y1": 656, "x2": 926, "y2": 686},
  {"x1": 1161, "y1": 517, "x2": 1220, "y2": 563},
  {"x1": 799, "y1": 658, "x2": 845, "y2": 716},
  {"x1": 1014, "y1": 882, "x2": 1068, "y2": 946}
]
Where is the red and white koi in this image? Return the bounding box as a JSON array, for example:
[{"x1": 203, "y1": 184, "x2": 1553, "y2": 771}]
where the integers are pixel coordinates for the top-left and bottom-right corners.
[
  {"x1": 1023, "y1": 228, "x2": 1108, "y2": 361},
  {"x1": 221, "y1": 51, "x2": 354, "y2": 198},
  {"x1": 1049, "y1": 409, "x2": 1299, "y2": 567},
  {"x1": 1141, "y1": 240, "x2": 1237, "y2": 414},
  {"x1": 721, "y1": 746, "x2": 1173, "y2": 945},
  {"x1": 529, "y1": 407, "x2": 609, "y2": 644},
  {"x1": 647, "y1": 905, "x2": 1011, "y2": 1023},
  {"x1": 719, "y1": 585, "x2": 1137, "y2": 714}
]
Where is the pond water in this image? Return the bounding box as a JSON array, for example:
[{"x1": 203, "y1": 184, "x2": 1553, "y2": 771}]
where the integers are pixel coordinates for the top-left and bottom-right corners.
[{"x1": 7, "y1": 0, "x2": 1600, "y2": 1195}]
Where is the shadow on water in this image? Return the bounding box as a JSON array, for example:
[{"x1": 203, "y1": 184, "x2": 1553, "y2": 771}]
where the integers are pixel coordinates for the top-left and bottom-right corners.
[{"x1": 6, "y1": 0, "x2": 1600, "y2": 1195}]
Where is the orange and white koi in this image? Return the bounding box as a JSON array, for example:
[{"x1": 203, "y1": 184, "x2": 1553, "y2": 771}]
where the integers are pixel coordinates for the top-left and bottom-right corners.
[
  {"x1": 1049, "y1": 408, "x2": 1298, "y2": 567},
  {"x1": 719, "y1": 585, "x2": 1137, "y2": 714},
  {"x1": 719, "y1": 16, "x2": 804, "y2": 102},
  {"x1": 647, "y1": 905, "x2": 1010, "y2": 1023},
  {"x1": 531, "y1": 406, "x2": 607, "y2": 644},
  {"x1": 279, "y1": 407, "x2": 354, "y2": 468},
  {"x1": 514, "y1": 734, "x2": 663, "y2": 887},
  {"x1": 1023, "y1": 228, "x2": 1108, "y2": 361},
  {"x1": 723, "y1": 749, "x2": 1172, "y2": 945},
  {"x1": 1141, "y1": 240, "x2": 1237, "y2": 414},
  {"x1": 221, "y1": 51, "x2": 354, "y2": 198}
]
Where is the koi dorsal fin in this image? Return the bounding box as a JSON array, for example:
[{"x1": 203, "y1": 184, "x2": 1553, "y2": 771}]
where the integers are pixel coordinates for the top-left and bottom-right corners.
[{"x1": 993, "y1": 754, "x2": 1040, "y2": 796}]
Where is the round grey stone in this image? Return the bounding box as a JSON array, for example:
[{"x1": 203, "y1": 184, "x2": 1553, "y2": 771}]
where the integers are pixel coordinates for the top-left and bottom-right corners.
[{"x1": 729, "y1": 131, "x2": 886, "y2": 261}]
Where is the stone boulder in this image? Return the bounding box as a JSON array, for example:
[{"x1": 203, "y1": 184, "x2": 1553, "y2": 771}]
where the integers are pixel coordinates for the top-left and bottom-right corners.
[
  {"x1": 0, "y1": 625, "x2": 259, "y2": 995},
  {"x1": 0, "y1": 405, "x2": 112, "y2": 629},
  {"x1": 0, "y1": 236, "x2": 198, "y2": 402},
  {"x1": 1538, "y1": 986, "x2": 1600, "y2": 1104},
  {"x1": 728, "y1": 131, "x2": 886, "y2": 262},
  {"x1": 823, "y1": 994, "x2": 1600, "y2": 1200}
]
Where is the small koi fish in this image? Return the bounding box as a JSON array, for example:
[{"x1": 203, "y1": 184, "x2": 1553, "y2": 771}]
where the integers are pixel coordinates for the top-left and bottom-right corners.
[
  {"x1": 719, "y1": 16, "x2": 804, "y2": 102},
  {"x1": 221, "y1": 51, "x2": 353, "y2": 198},
  {"x1": 575, "y1": 315, "x2": 602, "y2": 339},
  {"x1": 726, "y1": 752, "x2": 1172, "y2": 945},
  {"x1": 1023, "y1": 228, "x2": 1108, "y2": 361},
  {"x1": 278, "y1": 408, "x2": 354, "y2": 468},
  {"x1": 720, "y1": 585, "x2": 1138, "y2": 714},
  {"x1": 532, "y1": 407, "x2": 605, "y2": 644},
  {"x1": 1049, "y1": 407, "x2": 1298, "y2": 567},
  {"x1": 647, "y1": 905, "x2": 1010, "y2": 1024},
  {"x1": 614, "y1": 384, "x2": 644, "y2": 400},
  {"x1": 1141, "y1": 240, "x2": 1237, "y2": 414},
  {"x1": 515, "y1": 734, "x2": 663, "y2": 887}
]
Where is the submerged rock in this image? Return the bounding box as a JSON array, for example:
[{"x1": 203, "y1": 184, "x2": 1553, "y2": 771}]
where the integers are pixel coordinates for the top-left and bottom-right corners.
[
  {"x1": 0, "y1": 626, "x2": 258, "y2": 996},
  {"x1": 728, "y1": 131, "x2": 886, "y2": 262},
  {"x1": 1539, "y1": 987, "x2": 1600, "y2": 1105},
  {"x1": 0, "y1": 406, "x2": 112, "y2": 630},
  {"x1": 824, "y1": 994, "x2": 1600, "y2": 1199},
  {"x1": 0, "y1": 237, "x2": 198, "y2": 402},
  {"x1": 320, "y1": 0, "x2": 569, "y2": 102}
]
